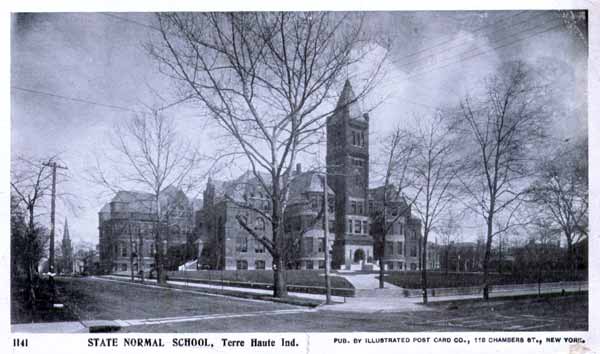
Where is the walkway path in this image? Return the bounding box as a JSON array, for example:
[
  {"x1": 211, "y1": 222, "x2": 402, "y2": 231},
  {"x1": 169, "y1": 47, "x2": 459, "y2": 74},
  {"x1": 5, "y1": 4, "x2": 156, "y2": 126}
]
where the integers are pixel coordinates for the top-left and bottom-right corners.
[
  {"x1": 12, "y1": 321, "x2": 87, "y2": 333},
  {"x1": 339, "y1": 273, "x2": 400, "y2": 289}
]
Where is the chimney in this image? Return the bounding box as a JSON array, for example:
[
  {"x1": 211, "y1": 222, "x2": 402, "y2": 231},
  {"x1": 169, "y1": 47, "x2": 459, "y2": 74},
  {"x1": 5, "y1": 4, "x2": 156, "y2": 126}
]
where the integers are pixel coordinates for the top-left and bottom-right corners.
[{"x1": 296, "y1": 163, "x2": 302, "y2": 175}]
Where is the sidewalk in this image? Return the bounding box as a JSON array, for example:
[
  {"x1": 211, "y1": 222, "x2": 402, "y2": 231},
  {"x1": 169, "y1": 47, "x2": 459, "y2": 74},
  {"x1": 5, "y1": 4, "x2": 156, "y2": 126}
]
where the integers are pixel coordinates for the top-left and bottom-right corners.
[
  {"x1": 320, "y1": 282, "x2": 588, "y2": 313},
  {"x1": 101, "y1": 275, "x2": 348, "y2": 303},
  {"x1": 340, "y1": 273, "x2": 400, "y2": 289},
  {"x1": 103, "y1": 275, "x2": 587, "y2": 314},
  {"x1": 12, "y1": 321, "x2": 87, "y2": 333}
]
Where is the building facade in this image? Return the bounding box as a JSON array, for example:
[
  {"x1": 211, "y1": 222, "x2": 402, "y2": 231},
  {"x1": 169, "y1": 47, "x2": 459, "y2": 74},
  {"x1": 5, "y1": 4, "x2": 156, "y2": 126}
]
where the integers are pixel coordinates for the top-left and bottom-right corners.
[
  {"x1": 368, "y1": 186, "x2": 423, "y2": 271},
  {"x1": 101, "y1": 81, "x2": 437, "y2": 273},
  {"x1": 197, "y1": 172, "x2": 274, "y2": 270},
  {"x1": 194, "y1": 80, "x2": 434, "y2": 272},
  {"x1": 98, "y1": 187, "x2": 196, "y2": 274}
]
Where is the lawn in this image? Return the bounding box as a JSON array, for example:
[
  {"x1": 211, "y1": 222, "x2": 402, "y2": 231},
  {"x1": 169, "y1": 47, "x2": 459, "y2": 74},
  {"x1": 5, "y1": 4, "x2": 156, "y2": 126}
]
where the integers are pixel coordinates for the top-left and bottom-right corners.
[
  {"x1": 424, "y1": 292, "x2": 588, "y2": 331},
  {"x1": 382, "y1": 270, "x2": 587, "y2": 289},
  {"x1": 54, "y1": 276, "x2": 295, "y2": 321},
  {"x1": 165, "y1": 269, "x2": 353, "y2": 292},
  {"x1": 121, "y1": 292, "x2": 588, "y2": 332},
  {"x1": 11, "y1": 276, "x2": 79, "y2": 324}
]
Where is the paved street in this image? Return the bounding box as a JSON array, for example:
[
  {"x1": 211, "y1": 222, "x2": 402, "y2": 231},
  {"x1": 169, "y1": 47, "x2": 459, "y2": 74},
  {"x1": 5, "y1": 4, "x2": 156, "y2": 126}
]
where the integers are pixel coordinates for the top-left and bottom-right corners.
[{"x1": 11, "y1": 276, "x2": 586, "y2": 333}]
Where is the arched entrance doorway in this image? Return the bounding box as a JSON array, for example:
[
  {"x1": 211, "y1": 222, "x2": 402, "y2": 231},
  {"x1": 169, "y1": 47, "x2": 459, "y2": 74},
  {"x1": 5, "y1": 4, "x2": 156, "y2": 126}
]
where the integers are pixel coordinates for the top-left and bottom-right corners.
[{"x1": 353, "y1": 249, "x2": 365, "y2": 263}]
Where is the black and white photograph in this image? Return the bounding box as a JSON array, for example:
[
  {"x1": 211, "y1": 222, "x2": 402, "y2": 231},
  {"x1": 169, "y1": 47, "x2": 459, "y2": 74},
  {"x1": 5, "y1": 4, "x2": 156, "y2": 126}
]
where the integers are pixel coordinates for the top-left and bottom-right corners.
[{"x1": 8, "y1": 4, "x2": 593, "y2": 342}]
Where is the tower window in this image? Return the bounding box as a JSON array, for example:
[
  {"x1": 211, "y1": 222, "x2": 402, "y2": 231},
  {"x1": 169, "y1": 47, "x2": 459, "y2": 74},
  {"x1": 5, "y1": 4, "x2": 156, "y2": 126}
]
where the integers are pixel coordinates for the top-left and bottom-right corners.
[{"x1": 351, "y1": 130, "x2": 365, "y2": 147}]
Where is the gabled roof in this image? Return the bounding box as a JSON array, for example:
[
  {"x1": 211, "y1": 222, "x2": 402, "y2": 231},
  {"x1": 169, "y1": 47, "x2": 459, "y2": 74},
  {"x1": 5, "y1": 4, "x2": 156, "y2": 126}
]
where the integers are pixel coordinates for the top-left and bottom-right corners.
[
  {"x1": 288, "y1": 171, "x2": 334, "y2": 205},
  {"x1": 99, "y1": 203, "x2": 111, "y2": 214},
  {"x1": 216, "y1": 170, "x2": 272, "y2": 202},
  {"x1": 369, "y1": 185, "x2": 409, "y2": 206},
  {"x1": 101, "y1": 187, "x2": 192, "y2": 216}
]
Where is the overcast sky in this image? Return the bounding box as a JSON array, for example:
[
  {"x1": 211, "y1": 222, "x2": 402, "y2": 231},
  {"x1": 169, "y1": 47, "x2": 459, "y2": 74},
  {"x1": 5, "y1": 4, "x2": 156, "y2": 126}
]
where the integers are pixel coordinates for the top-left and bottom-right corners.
[{"x1": 11, "y1": 11, "x2": 587, "y2": 248}]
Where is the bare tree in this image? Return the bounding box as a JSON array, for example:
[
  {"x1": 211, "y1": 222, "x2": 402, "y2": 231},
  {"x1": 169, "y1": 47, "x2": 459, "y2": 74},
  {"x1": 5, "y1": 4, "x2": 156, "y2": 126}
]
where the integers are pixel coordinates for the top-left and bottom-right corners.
[
  {"x1": 150, "y1": 12, "x2": 386, "y2": 297},
  {"x1": 456, "y1": 61, "x2": 549, "y2": 299},
  {"x1": 435, "y1": 211, "x2": 463, "y2": 275},
  {"x1": 408, "y1": 113, "x2": 461, "y2": 304},
  {"x1": 371, "y1": 128, "x2": 418, "y2": 289},
  {"x1": 10, "y1": 156, "x2": 55, "y2": 309},
  {"x1": 529, "y1": 136, "x2": 588, "y2": 271},
  {"x1": 92, "y1": 109, "x2": 203, "y2": 284}
]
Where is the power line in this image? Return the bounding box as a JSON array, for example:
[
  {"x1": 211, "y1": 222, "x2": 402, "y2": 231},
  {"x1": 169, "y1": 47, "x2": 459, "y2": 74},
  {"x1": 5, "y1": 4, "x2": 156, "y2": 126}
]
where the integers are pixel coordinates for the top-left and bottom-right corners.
[
  {"x1": 378, "y1": 18, "x2": 564, "y2": 113},
  {"x1": 407, "y1": 14, "x2": 560, "y2": 76},
  {"x1": 98, "y1": 12, "x2": 565, "y2": 115},
  {"x1": 384, "y1": 12, "x2": 548, "y2": 102},
  {"x1": 396, "y1": 11, "x2": 548, "y2": 74},
  {"x1": 405, "y1": 21, "x2": 563, "y2": 82},
  {"x1": 392, "y1": 11, "x2": 529, "y2": 67},
  {"x1": 12, "y1": 86, "x2": 140, "y2": 113},
  {"x1": 102, "y1": 13, "x2": 159, "y2": 31}
]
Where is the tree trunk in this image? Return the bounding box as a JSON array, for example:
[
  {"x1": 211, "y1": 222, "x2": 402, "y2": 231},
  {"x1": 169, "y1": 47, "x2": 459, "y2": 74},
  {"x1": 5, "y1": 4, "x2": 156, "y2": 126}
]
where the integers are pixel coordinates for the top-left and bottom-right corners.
[
  {"x1": 482, "y1": 218, "x2": 493, "y2": 300},
  {"x1": 566, "y1": 236, "x2": 575, "y2": 273},
  {"x1": 129, "y1": 233, "x2": 134, "y2": 282},
  {"x1": 421, "y1": 237, "x2": 428, "y2": 304},
  {"x1": 138, "y1": 234, "x2": 145, "y2": 284},
  {"x1": 273, "y1": 256, "x2": 287, "y2": 298},
  {"x1": 445, "y1": 246, "x2": 449, "y2": 275},
  {"x1": 379, "y1": 234, "x2": 385, "y2": 289}
]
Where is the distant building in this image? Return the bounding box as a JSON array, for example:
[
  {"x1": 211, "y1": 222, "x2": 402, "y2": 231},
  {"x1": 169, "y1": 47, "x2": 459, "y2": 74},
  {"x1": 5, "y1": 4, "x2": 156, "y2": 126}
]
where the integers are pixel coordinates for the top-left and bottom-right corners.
[
  {"x1": 98, "y1": 187, "x2": 197, "y2": 274},
  {"x1": 439, "y1": 241, "x2": 484, "y2": 273}
]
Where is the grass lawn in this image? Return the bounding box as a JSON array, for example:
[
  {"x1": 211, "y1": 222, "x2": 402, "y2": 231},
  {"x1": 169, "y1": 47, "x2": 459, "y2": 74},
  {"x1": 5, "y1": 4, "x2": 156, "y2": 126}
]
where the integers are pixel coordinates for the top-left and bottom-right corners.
[
  {"x1": 166, "y1": 269, "x2": 353, "y2": 289},
  {"x1": 424, "y1": 292, "x2": 588, "y2": 331},
  {"x1": 382, "y1": 270, "x2": 587, "y2": 289},
  {"x1": 55, "y1": 276, "x2": 295, "y2": 321},
  {"x1": 120, "y1": 292, "x2": 588, "y2": 332},
  {"x1": 11, "y1": 276, "x2": 79, "y2": 324}
]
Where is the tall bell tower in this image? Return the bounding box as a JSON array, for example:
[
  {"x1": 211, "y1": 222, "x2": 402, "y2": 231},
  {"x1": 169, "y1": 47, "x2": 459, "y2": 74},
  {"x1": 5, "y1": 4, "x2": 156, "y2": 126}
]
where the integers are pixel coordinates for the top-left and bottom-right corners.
[{"x1": 326, "y1": 80, "x2": 373, "y2": 269}]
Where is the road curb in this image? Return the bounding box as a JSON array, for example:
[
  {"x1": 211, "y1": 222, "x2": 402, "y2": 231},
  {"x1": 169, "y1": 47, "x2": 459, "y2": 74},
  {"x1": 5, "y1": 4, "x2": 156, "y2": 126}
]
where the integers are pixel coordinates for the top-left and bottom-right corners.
[{"x1": 82, "y1": 320, "x2": 122, "y2": 333}]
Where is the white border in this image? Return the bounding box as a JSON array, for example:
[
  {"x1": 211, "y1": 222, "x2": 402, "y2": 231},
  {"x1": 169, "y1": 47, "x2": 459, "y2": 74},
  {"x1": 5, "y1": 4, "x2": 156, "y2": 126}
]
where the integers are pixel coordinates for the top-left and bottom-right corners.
[{"x1": 2, "y1": 1, "x2": 598, "y2": 353}]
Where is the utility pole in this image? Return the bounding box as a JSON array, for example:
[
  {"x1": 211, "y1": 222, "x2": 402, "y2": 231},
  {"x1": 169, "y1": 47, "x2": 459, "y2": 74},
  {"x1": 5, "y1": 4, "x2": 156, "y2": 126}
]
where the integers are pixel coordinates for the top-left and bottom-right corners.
[
  {"x1": 43, "y1": 160, "x2": 68, "y2": 274},
  {"x1": 322, "y1": 171, "x2": 332, "y2": 305}
]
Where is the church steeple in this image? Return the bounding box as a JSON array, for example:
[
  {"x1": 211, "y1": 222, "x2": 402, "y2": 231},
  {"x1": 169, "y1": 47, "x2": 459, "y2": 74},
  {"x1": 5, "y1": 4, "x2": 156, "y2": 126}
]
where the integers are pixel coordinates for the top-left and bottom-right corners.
[
  {"x1": 63, "y1": 218, "x2": 70, "y2": 242},
  {"x1": 61, "y1": 217, "x2": 73, "y2": 274}
]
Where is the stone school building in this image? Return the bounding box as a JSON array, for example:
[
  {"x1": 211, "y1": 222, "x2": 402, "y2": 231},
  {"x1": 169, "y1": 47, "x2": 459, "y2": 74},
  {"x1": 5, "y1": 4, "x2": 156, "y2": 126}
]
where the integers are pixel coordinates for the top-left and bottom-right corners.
[
  {"x1": 195, "y1": 80, "x2": 433, "y2": 271},
  {"x1": 98, "y1": 81, "x2": 438, "y2": 273}
]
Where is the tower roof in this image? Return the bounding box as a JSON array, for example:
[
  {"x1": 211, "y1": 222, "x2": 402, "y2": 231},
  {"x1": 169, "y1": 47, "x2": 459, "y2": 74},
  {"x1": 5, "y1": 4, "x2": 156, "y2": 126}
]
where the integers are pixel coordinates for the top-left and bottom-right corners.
[{"x1": 333, "y1": 79, "x2": 367, "y2": 123}]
